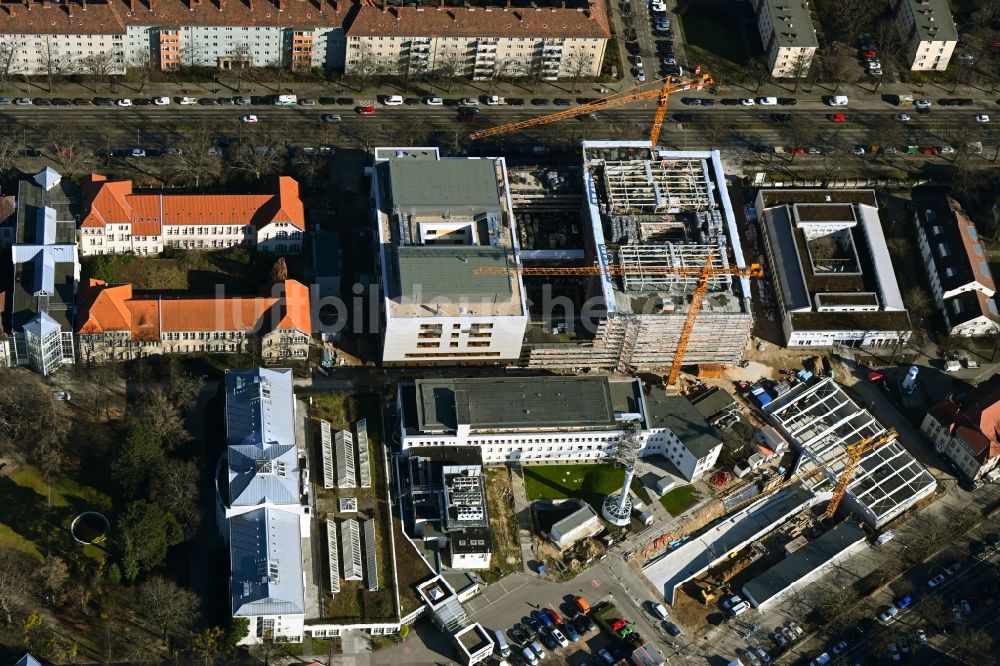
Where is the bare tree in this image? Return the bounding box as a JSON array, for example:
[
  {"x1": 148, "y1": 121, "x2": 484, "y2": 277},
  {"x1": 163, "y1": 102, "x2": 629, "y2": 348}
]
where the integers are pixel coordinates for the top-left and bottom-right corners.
[
  {"x1": 817, "y1": 585, "x2": 861, "y2": 632},
  {"x1": 292, "y1": 150, "x2": 325, "y2": 184},
  {"x1": 81, "y1": 52, "x2": 117, "y2": 92},
  {"x1": 788, "y1": 52, "x2": 812, "y2": 92},
  {"x1": 349, "y1": 43, "x2": 380, "y2": 93},
  {"x1": 818, "y1": 47, "x2": 855, "y2": 93},
  {"x1": 485, "y1": 58, "x2": 514, "y2": 95},
  {"x1": 566, "y1": 51, "x2": 595, "y2": 94},
  {"x1": 129, "y1": 387, "x2": 189, "y2": 448},
  {"x1": 232, "y1": 43, "x2": 251, "y2": 93},
  {"x1": 232, "y1": 133, "x2": 281, "y2": 180},
  {"x1": 947, "y1": 627, "x2": 995, "y2": 665},
  {"x1": 41, "y1": 36, "x2": 70, "y2": 93},
  {"x1": 0, "y1": 548, "x2": 32, "y2": 626},
  {"x1": 128, "y1": 51, "x2": 154, "y2": 95},
  {"x1": 0, "y1": 131, "x2": 21, "y2": 179},
  {"x1": 149, "y1": 458, "x2": 202, "y2": 536},
  {"x1": 167, "y1": 125, "x2": 224, "y2": 188},
  {"x1": 434, "y1": 52, "x2": 467, "y2": 93},
  {"x1": 913, "y1": 596, "x2": 951, "y2": 633},
  {"x1": 748, "y1": 58, "x2": 772, "y2": 94},
  {"x1": 0, "y1": 42, "x2": 20, "y2": 94},
  {"x1": 36, "y1": 555, "x2": 69, "y2": 602},
  {"x1": 138, "y1": 576, "x2": 200, "y2": 644},
  {"x1": 44, "y1": 122, "x2": 96, "y2": 176}
]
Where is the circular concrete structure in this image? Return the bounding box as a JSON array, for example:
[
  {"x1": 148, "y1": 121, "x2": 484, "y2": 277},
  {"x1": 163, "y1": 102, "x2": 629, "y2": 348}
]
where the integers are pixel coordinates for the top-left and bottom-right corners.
[
  {"x1": 602, "y1": 494, "x2": 633, "y2": 527},
  {"x1": 70, "y1": 511, "x2": 109, "y2": 545}
]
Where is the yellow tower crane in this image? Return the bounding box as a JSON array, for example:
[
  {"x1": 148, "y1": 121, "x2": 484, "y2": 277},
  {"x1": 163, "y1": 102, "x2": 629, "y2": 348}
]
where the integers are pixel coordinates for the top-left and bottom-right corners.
[
  {"x1": 473, "y1": 257, "x2": 763, "y2": 385},
  {"x1": 467, "y1": 73, "x2": 714, "y2": 144},
  {"x1": 823, "y1": 428, "x2": 898, "y2": 522}
]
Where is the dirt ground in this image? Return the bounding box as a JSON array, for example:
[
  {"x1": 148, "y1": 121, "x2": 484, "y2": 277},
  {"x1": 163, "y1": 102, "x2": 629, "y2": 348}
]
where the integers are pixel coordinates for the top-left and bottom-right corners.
[{"x1": 485, "y1": 468, "x2": 523, "y2": 579}]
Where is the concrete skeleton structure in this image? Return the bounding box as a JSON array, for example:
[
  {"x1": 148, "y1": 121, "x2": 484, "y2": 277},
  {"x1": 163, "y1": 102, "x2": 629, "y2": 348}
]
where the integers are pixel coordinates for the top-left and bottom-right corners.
[
  {"x1": 912, "y1": 195, "x2": 1000, "y2": 337},
  {"x1": 755, "y1": 189, "x2": 911, "y2": 348},
  {"x1": 344, "y1": 1, "x2": 608, "y2": 82},
  {"x1": 4, "y1": 168, "x2": 80, "y2": 375},
  {"x1": 0, "y1": 0, "x2": 607, "y2": 81},
  {"x1": 764, "y1": 376, "x2": 936, "y2": 528},
  {"x1": 220, "y1": 368, "x2": 307, "y2": 644},
  {"x1": 524, "y1": 141, "x2": 753, "y2": 373},
  {"x1": 890, "y1": 0, "x2": 958, "y2": 71},
  {"x1": 79, "y1": 174, "x2": 306, "y2": 256},
  {"x1": 398, "y1": 374, "x2": 722, "y2": 482},
  {"x1": 371, "y1": 147, "x2": 528, "y2": 365},
  {"x1": 921, "y1": 374, "x2": 1000, "y2": 483},
  {"x1": 752, "y1": 0, "x2": 818, "y2": 78}
]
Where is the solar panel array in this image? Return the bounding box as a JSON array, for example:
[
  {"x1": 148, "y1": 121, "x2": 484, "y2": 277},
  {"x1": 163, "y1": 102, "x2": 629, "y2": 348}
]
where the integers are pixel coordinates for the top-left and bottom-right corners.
[
  {"x1": 363, "y1": 519, "x2": 379, "y2": 591},
  {"x1": 340, "y1": 519, "x2": 363, "y2": 581},
  {"x1": 326, "y1": 520, "x2": 340, "y2": 594},
  {"x1": 355, "y1": 418, "x2": 372, "y2": 489},
  {"x1": 320, "y1": 420, "x2": 335, "y2": 490},
  {"x1": 335, "y1": 430, "x2": 356, "y2": 489}
]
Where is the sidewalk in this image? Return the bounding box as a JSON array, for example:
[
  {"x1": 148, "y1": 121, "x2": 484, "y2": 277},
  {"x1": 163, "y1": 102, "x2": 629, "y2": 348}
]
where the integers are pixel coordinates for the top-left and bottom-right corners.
[{"x1": 508, "y1": 465, "x2": 540, "y2": 576}]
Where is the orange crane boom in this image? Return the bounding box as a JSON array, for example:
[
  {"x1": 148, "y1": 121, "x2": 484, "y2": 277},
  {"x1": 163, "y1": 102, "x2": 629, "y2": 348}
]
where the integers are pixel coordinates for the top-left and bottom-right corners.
[
  {"x1": 467, "y1": 73, "x2": 713, "y2": 143},
  {"x1": 823, "y1": 428, "x2": 898, "y2": 521}
]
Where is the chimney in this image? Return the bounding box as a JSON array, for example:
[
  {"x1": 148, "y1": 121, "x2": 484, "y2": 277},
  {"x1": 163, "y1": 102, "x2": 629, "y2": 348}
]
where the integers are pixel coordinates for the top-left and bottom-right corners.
[
  {"x1": 278, "y1": 0, "x2": 284, "y2": 10},
  {"x1": 561, "y1": 0, "x2": 565, "y2": 7},
  {"x1": 248, "y1": 0, "x2": 253, "y2": 11},
  {"x1": 42, "y1": 0, "x2": 51, "y2": 8},
  {"x1": 382, "y1": 0, "x2": 386, "y2": 11},
  {"x1": 83, "y1": 0, "x2": 88, "y2": 10},
  {"x1": 26, "y1": 0, "x2": 32, "y2": 10},
  {"x1": 67, "y1": 1, "x2": 73, "y2": 16},
  {"x1": 218, "y1": 0, "x2": 224, "y2": 10}
]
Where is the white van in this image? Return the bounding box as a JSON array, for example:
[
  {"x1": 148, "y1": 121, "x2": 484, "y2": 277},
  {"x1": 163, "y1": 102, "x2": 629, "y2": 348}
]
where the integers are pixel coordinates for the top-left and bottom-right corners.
[
  {"x1": 945, "y1": 359, "x2": 961, "y2": 372},
  {"x1": 756, "y1": 96, "x2": 778, "y2": 106},
  {"x1": 382, "y1": 95, "x2": 404, "y2": 106},
  {"x1": 828, "y1": 95, "x2": 849, "y2": 106},
  {"x1": 179, "y1": 96, "x2": 197, "y2": 105},
  {"x1": 494, "y1": 629, "x2": 510, "y2": 658},
  {"x1": 731, "y1": 601, "x2": 751, "y2": 616}
]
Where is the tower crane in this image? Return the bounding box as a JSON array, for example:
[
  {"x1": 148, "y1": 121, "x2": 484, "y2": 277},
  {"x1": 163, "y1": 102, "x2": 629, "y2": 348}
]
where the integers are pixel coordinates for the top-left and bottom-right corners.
[
  {"x1": 473, "y1": 256, "x2": 763, "y2": 385},
  {"x1": 467, "y1": 72, "x2": 714, "y2": 144},
  {"x1": 823, "y1": 428, "x2": 898, "y2": 521}
]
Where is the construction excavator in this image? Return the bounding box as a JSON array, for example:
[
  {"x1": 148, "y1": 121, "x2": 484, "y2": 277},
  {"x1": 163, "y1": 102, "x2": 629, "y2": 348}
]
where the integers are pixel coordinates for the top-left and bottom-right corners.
[{"x1": 468, "y1": 71, "x2": 715, "y2": 145}]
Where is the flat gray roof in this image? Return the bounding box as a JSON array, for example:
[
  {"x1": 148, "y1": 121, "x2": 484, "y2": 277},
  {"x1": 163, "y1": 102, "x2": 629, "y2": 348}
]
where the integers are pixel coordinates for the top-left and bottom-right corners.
[
  {"x1": 413, "y1": 376, "x2": 619, "y2": 432},
  {"x1": 742, "y1": 522, "x2": 866, "y2": 606},
  {"x1": 388, "y1": 159, "x2": 500, "y2": 210},
  {"x1": 394, "y1": 246, "x2": 513, "y2": 301},
  {"x1": 689, "y1": 387, "x2": 737, "y2": 420},
  {"x1": 645, "y1": 388, "x2": 723, "y2": 458},
  {"x1": 312, "y1": 231, "x2": 341, "y2": 279},
  {"x1": 760, "y1": 0, "x2": 819, "y2": 48}
]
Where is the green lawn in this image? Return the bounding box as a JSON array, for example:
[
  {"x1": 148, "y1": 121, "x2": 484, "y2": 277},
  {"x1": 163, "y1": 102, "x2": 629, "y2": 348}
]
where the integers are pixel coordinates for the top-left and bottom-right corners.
[
  {"x1": 680, "y1": 7, "x2": 750, "y2": 67},
  {"x1": 524, "y1": 464, "x2": 631, "y2": 509},
  {"x1": 660, "y1": 486, "x2": 697, "y2": 516},
  {"x1": 0, "y1": 463, "x2": 112, "y2": 562}
]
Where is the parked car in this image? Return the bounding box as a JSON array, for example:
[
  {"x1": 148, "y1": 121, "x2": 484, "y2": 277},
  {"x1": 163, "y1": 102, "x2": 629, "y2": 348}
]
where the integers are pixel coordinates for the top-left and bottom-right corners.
[
  {"x1": 788, "y1": 622, "x2": 804, "y2": 638},
  {"x1": 945, "y1": 561, "x2": 962, "y2": 575},
  {"x1": 562, "y1": 623, "x2": 579, "y2": 642},
  {"x1": 651, "y1": 603, "x2": 669, "y2": 619},
  {"x1": 664, "y1": 621, "x2": 682, "y2": 637},
  {"x1": 544, "y1": 608, "x2": 562, "y2": 624},
  {"x1": 240, "y1": 115, "x2": 258, "y2": 123},
  {"x1": 540, "y1": 631, "x2": 557, "y2": 651},
  {"x1": 896, "y1": 113, "x2": 911, "y2": 121},
  {"x1": 889, "y1": 643, "x2": 901, "y2": 661},
  {"x1": 321, "y1": 114, "x2": 342, "y2": 123},
  {"x1": 810, "y1": 653, "x2": 830, "y2": 666},
  {"x1": 549, "y1": 627, "x2": 568, "y2": 648},
  {"x1": 739, "y1": 98, "x2": 755, "y2": 106},
  {"x1": 917, "y1": 628, "x2": 928, "y2": 647},
  {"x1": 895, "y1": 596, "x2": 913, "y2": 610},
  {"x1": 879, "y1": 606, "x2": 900, "y2": 622},
  {"x1": 914, "y1": 99, "x2": 932, "y2": 109},
  {"x1": 976, "y1": 114, "x2": 991, "y2": 123},
  {"x1": 928, "y1": 574, "x2": 947, "y2": 588},
  {"x1": 598, "y1": 649, "x2": 615, "y2": 664},
  {"x1": 831, "y1": 640, "x2": 848, "y2": 655}
]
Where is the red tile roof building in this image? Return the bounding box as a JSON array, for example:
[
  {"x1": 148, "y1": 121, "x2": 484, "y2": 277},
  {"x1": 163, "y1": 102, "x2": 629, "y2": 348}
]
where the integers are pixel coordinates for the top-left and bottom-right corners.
[
  {"x1": 76, "y1": 277, "x2": 312, "y2": 362},
  {"x1": 79, "y1": 174, "x2": 305, "y2": 256},
  {"x1": 336, "y1": 1, "x2": 609, "y2": 81},
  {"x1": 921, "y1": 373, "x2": 1000, "y2": 482}
]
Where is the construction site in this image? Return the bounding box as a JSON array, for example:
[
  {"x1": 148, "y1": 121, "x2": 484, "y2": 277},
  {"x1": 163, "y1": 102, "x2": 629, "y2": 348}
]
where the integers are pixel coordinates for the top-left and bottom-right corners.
[
  {"x1": 637, "y1": 374, "x2": 937, "y2": 627},
  {"x1": 521, "y1": 140, "x2": 755, "y2": 373}
]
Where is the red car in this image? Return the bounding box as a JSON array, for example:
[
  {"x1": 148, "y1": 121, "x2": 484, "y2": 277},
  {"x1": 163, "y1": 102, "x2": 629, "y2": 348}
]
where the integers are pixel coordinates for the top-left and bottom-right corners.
[
  {"x1": 867, "y1": 371, "x2": 885, "y2": 382},
  {"x1": 830, "y1": 113, "x2": 846, "y2": 122},
  {"x1": 862, "y1": 50, "x2": 877, "y2": 58},
  {"x1": 791, "y1": 146, "x2": 806, "y2": 155},
  {"x1": 458, "y1": 114, "x2": 477, "y2": 124},
  {"x1": 356, "y1": 105, "x2": 376, "y2": 116},
  {"x1": 544, "y1": 607, "x2": 562, "y2": 624}
]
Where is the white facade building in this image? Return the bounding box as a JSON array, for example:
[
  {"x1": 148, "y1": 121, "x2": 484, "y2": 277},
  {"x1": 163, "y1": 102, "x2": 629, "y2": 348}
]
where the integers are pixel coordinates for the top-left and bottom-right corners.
[
  {"x1": 221, "y1": 368, "x2": 307, "y2": 645},
  {"x1": 753, "y1": 0, "x2": 818, "y2": 78},
  {"x1": 398, "y1": 375, "x2": 722, "y2": 482},
  {"x1": 756, "y1": 189, "x2": 911, "y2": 348},
  {"x1": 345, "y1": 3, "x2": 608, "y2": 81},
  {"x1": 921, "y1": 374, "x2": 1000, "y2": 483},
  {"x1": 0, "y1": 30, "x2": 125, "y2": 76},
  {"x1": 913, "y1": 195, "x2": 1000, "y2": 336},
  {"x1": 891, "y1": 0, "x2": 958, "y2": 71},
  {"x1": 372, "y1": 147, "x2": 528, "y2": 365}
]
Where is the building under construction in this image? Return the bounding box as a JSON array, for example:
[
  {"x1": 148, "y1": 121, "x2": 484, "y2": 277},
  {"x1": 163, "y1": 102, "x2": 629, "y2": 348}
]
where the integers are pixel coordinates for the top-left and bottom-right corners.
[{"x1": 523, "y1": 141, "x2": 753, "y2": 373}]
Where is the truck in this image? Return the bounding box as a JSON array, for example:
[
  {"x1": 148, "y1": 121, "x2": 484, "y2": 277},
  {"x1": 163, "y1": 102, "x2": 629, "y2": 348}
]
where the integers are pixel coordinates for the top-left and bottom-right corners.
[
  {"x1": 593, "y1": 597, "x2": 645, "y2": 652},
  {"x1": 274, "y1": 94, "x2": 297, "y2": 106},
  {"x1": 486, "y1": 96, "x2": 506, "y2": 105}
]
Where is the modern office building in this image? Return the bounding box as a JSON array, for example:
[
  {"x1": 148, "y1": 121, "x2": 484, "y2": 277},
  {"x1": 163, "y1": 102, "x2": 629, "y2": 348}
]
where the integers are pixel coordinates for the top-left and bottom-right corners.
[
  {"x1": 524, "y1": 141, "x2": 754, "y2": 373},
  {"x1": 921, "y1": 374, "x2": 1000, "y2": 484},
  {"x1": 371, "y1": 147, "x2": 528, "y2": 365},
  {"x1": 79, "y1": 174, "x2": 305, "y2": 256},
  {"x1": 913, "y1": 194, "x2": 1000, "y2": 336},
  {"x1": 752, "y1": 0, "x2": 818, "y2": 78},
  {"x1": 344, "y1": 1, "x2": 608, "y2": 81},
  {"x1": 755, "y1": 189, "x2": 911, "y2": 348},
  {"x1": 890, "y1": 0, "x2": 958, "y2": 71},
  {"x1": 398, "y1": 375, "x2": 722, "y2": 481},
  {"x1": 221, "y1": 368, "x2": 307, "y2": 644},
  {"x1": 5, "y1": 168, "x2": 80, "y2": 375},
  {"x1": 76, "y1": 278, "x2": 312, "y2": 363}
]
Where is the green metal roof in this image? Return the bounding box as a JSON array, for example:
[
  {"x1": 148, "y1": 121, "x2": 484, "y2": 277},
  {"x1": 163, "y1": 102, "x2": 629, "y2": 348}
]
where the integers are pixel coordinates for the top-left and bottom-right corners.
[
  {"x1": 395, "y1": 246, "x2": 512, "y2": 300},
  {"x1": 388, "y1": 159, "x2": 501, "y2": 209},
  {"x1": 414, "y1": 376, "x2": 619, "y2": 432}
]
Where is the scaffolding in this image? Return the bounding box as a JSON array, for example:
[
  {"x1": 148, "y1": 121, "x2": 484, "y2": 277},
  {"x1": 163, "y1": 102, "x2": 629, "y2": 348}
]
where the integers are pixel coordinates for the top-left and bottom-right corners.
[
  {"x1": 618, "y1": 243, "x2": 730, "y2": 292},
  {"x1": 601, "y1": 158, "x2": 712, "y2": 214}
]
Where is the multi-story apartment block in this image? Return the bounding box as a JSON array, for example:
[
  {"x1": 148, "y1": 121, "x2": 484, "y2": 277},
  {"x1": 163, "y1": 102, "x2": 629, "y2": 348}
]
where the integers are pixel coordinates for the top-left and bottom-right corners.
[
  {"x1": 890, "y1": 0, "x2": 957, "y2": 71},
  {"x1": 345, "y1": 2, "x2": 609, "y2": 81},
  {"x1": 79, "y1": 174, "x2": 305, "y2": 256},
  {"x1": 0, "y1": 0, "x2": 347, "y2": 75},
  {"x1": 914, "y1": 195, "x2": 1000, "y2": 337},
  {"x1": 398, "y1": 375, "x2": 723, "y2": 482},
  {"x1": 76, "y1": 278, "x2": 312, "y2": 363},
  {"x1": 371, "y1": 147, "x2": 528, "y2": 365},
  {"x1": 922, "y1": 374, "x2": 1000, "y2": 484},
  {"x1": 753, "y1": 0, "x2": 818, "y2": 78},
  {"x1": 4, "y1": 168, "x2": 80, "y2": 375}
]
